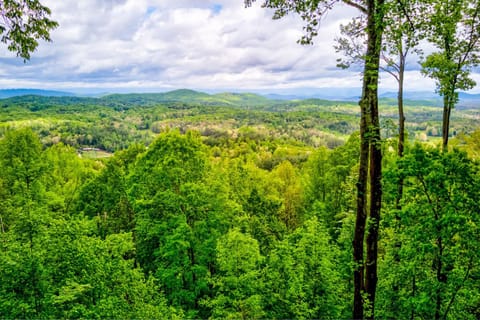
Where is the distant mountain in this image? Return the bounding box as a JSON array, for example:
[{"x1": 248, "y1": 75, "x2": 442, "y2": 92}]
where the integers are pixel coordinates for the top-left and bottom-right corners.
[
  {"x1": 163, "y1": 89, "x2": 211, "y2": 100},
  {"x1": 1, "y1": 88, "x2": 478, "y2": 109},
  {"x1": 263, "y1": 89, "x2": 479, "y2": 109},
  {"x1": 0, "y1": 89, "x2": 74, "y2": 98},
  {"x1": 380, "y1": 91, "x2": 437, "y2": 100},
  {"x1": 101, "y1": 89, "x2": 277, "y2": 107},
  {"x1": 262, "y1": 87, "x2": 361, "y2": 101},
  {"x1": 1, "y1": 89, "x2": 276, "y2": 109},
  {"x1": 212, "y1": 92, "x2": 273, "y2": 105},
  {"x1": 265, "y1": 93, "x2": 305, "y2": 100},
  {"x1": 456, "y1": 92, "x2": 480, "y2": 109},
  {"x1": 458, "y1": 92, "x2": 480, "y2": 99},
  {"x1": 379, "y1": 91, "x2": 480, "y2": 108}
]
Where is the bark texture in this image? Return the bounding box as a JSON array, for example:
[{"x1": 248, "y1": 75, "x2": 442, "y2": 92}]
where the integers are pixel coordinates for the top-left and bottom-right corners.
[{"x1": 353, "y1": 0, "x2": 385, "y2": 318}]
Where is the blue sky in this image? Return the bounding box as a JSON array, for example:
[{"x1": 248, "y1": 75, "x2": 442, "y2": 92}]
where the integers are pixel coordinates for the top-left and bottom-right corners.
[{"x1": 0, "y1": 0, "x2": 478, "y2": 95}]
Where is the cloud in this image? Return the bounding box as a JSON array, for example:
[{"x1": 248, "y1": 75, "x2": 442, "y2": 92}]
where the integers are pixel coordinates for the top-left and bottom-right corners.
[{"x1": 0, "y1": 0, "x2": 461, "y2": 93}]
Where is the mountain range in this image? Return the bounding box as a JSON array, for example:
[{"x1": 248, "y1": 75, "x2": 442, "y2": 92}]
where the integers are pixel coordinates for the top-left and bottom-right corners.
[
  {"x1": 0, "y1": 89, "x2": 75, "y2": 99},
  {"x1": 0, "y1": 88, "x2": 479, "y2": 108}
]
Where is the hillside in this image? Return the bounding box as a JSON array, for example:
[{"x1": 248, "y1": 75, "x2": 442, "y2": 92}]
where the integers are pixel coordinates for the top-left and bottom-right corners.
[
  {"x1": 1, "y1": 88, "x2": 479, "y2": 109},
  {"x1": 0, "y1": 89, "x2": 478, "y2": 154},
  {"x1": 0, "y1": 88, "x2": 479, "y2": 320}
]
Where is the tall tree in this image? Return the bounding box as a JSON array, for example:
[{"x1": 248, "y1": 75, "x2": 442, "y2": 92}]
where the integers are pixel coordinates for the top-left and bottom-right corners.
[
  {"x1": 0, "y1": 129, "x2": 49, "y2": 317},
  {"x1": 271, "y1": 160, "x2": 304, "y2": 230},
  {"x1": 207, "y1": 229, "x2": 265, "y2": 319},
  {"x1": 263, "y1": 218, "x2": 346, "y2": 319},
  {"x1": 303, "y1": 133, "x2": 360, "y2": 239},
  {"x1": 379, "y1": 145, "x2": 480, "y2": 320},
  {"x1": 335, "y1": 0, "x2": 422, "y2": 159},
  {"x1": 0, "y1": 0, "x2": 57, "y2": 60},
  {"x1": 129, "y1": 131, "x2": 232, "y2": 318},
  {"x1": 75, "y1": 144, "x2": 144, "y2": 237},
  {"x1": 0, "y1": 129, "x2": 46, "y2": 231},
  {"x1": 380, "y1": 0, "x2": 420, "y2": 159},
  {"x1": 421, "y1": 0, "x2": 480, "y2": 151},
  {"x1": 244, "y1": 1, "x2": 386, "y2": 318}
]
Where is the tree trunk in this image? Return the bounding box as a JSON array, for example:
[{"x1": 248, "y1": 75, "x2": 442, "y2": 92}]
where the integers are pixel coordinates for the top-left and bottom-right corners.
[
  {"x1": 435, "y1": 235, "x2": 445, "y2": 320},
  {"x1": 391, "y1": 56, "x2": 406, "y2": 316},
  {"x1": 397, "y1": 60, "x2": 405, "y2": 159},
  {"x1": 366, "y1": 101, "x2": 382, "y2": 320},
  {"x1": 442, "y1": 95, "x2": 451, "y2": 151},
  {"x1": 353, "y1": 0, "x2": 385, "y2": 318},
  {"x1": 353, "y1": 106, "x2": 368, "y2": 319},
  {"x1": 395, "y1": 55, "x2": 406, "y2": 210}
]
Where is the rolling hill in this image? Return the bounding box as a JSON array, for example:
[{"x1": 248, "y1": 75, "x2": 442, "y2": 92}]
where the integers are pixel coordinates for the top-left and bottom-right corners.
[{"x1": 0, "y1": 88, "x2": 478, "y2": 110}]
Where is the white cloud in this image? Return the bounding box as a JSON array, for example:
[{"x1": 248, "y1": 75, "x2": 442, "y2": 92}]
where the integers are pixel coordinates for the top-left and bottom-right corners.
[{"x1": 0, "y1": 0, "x2": 468, "y2": 94}]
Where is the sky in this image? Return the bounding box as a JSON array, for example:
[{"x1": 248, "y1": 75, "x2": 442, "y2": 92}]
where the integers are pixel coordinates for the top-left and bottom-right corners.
[{"x1": 0, "y1": 0, "x2": 479, "y2": 95}]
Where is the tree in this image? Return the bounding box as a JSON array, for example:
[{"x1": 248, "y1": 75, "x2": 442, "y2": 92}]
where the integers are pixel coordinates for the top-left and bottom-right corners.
[
  {"x1": 270, "y1": 160, "x2": 304, "y2": 230},
  {"x1": 336, "y1": 1, "x2": 426, "y2": 216},
  {"x1": 0, "y1": 0, "x2": 57, "y2": 60},
  {"x1": 421, "y1": 0, "x2": 480, "y2": 150},
  {"x1": 452, "y1": 128, "x2": 480, "y2": 159},
  {"x1": 223, "y1": 158, "x2": 284, "y2": 254},
  {"x1": 379, "y1": 145, "x2": 480, "y2": 319},
  {"x1": 130, "y1": 131, "x2": 231, "y2": 318},
  {"x1": 0, "y1": 216, "x2": 182, "y2": 319},
  {"x1": 303, "y1": 133, "x2": 359, "y2": 239},
  {"x1": 0, "y1": 131, "x2": 181, "y2": 318},
  {"x1": 43, "y1": 143, "x2": 90, "y2": 215},
  {"x1": 0, "y1": 129, "x2": 53, "y2": 317},
  {"x1": 0, "y1": 128, "x2": 47, "y2": 232},
  {"x1": 263, "y1": 218, "x2": 346, "y2": 319},
  {"x1": 207, "y1": 229, "x2": 265, "y2": 319},
  {"x1": 335, "y1": 5, "x2": 425, "y2": 307},
  {"x1": 242, "y1": 187, "x2": 284, "y2": 253},
  {"x1": 335, "y1": 0, "x2": 422, "y2": 159},
  {"x1": 380, "y1": 1, "x2": 422, "y2": 159},
  {"x1": 244, "y1": 1, "x2": 386, "y2": 318},
  {"x1": 75, "y1": 144, "x2": 144, "y2": 237}
]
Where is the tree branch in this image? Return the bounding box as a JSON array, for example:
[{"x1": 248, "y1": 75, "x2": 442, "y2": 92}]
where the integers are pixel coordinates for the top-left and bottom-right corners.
[
  {"x1": 460, "y1": 2, "x2": 480, "y2": 66},
  {"x1": 395, "y1": 0, "x2": 415, "y2": 32},
  {"x1": 443, "y1": 256, "x2": 474, "y2": 319},
  {"x1": 342, "y1": 0, "x2": 367, "y2": 14},
  {"x1": 380, "y1": 66, "x2": 400, "y2": 82}
]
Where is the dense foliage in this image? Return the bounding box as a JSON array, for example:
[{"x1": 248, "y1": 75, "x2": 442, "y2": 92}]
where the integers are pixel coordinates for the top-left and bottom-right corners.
[
  {"x1": 0, "y1": 94, "x2": 479, "y2": 318},
  {"x1": 0, "y1": 92, "x2": 477, "y2": 154}
]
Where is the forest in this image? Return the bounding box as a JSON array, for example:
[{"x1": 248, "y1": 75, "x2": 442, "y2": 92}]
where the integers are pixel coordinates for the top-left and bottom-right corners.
[
  {"x1": 0, "y1": 92, "x2": 479, "y2": 319},
  {"x1": 1, "y1": 0, "x2": 480, "y2": 319}
]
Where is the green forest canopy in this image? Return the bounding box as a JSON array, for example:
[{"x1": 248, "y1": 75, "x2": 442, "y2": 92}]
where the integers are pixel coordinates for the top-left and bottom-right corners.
[{"x1": 0, "y1": 94, "x2": 479, "y2": 318}]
